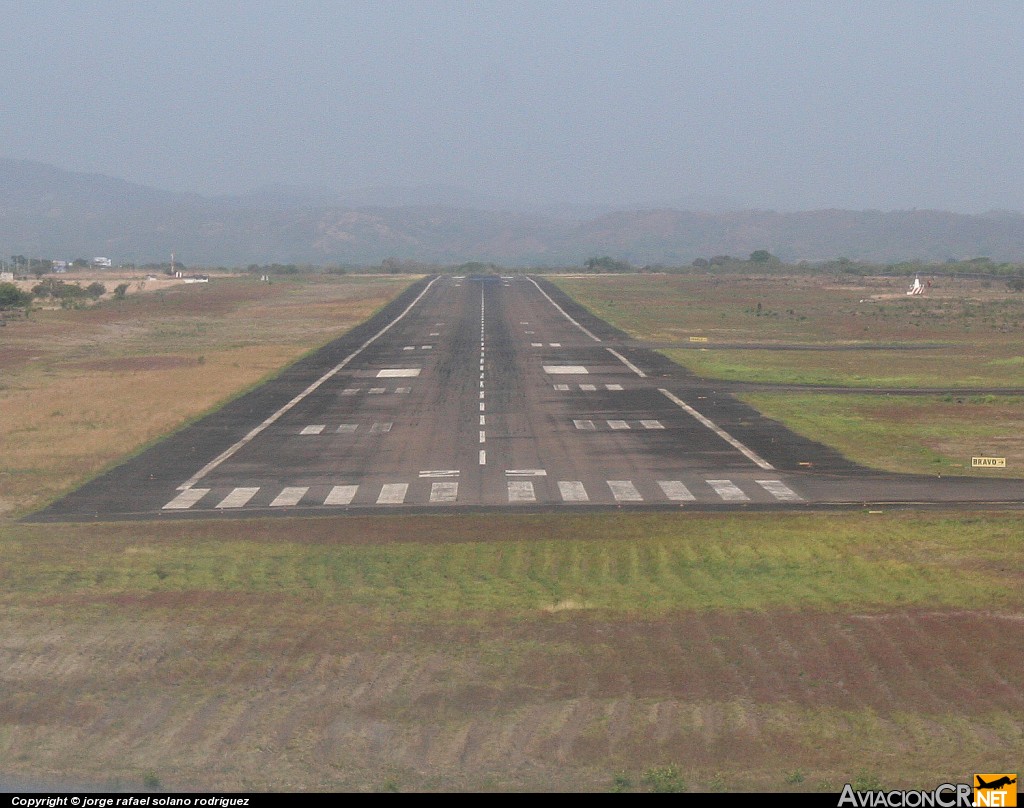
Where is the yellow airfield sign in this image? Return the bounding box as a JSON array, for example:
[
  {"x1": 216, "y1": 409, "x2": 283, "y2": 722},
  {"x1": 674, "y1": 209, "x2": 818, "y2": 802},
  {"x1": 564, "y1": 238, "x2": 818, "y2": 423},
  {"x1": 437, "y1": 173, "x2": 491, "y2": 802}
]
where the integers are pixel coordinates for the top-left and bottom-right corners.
[
  {"x1": 689, "y1": 336, "x2": 708, "y2": 343},
  {"x1": 972, "y1": 457, "x2": 1007, "y2": 468}
]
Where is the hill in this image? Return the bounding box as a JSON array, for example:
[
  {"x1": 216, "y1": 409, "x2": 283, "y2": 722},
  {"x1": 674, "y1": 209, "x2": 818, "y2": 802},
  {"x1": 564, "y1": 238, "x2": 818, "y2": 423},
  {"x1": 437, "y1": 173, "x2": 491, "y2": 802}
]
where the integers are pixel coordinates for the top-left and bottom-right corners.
[{"x1": 3, "y1": 158, "x2": 1024, "y2": 265}]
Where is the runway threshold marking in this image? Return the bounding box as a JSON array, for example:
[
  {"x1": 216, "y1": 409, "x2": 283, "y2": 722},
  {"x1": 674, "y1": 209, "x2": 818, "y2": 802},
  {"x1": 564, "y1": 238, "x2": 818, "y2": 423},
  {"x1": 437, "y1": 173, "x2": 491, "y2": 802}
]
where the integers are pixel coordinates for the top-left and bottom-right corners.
[
  {"x1": 508, "y1": 481, "x2": 537, "y2": 502},
  {"x1": 162, "y1": 488, "x2": 210, "y2": 510},
  {"x1": 377, "y1": 483, "x2": 409, "y2": 504},
  {"x1": 558, "y1": 481, "x2": 589, "y2": 502},
  {"x1": 756, "y1": 480, "x2": 803, "y2": 501},
  {"x1": 658, "y1": 481, "x2": 696, "y2": 501},
  {"x1": 659, "y1": 388, "x2": 775, "y2": 470},
  {"x1": 270, "y1": 487, "x2": 308, "y2": 507},
  {"x1": 175, "y1": 276, "x2": 441, "y2": 491},
  {"x1": 324, "y1": 485, "x2": 358, "y2": 505},
  {"x1": 707, "y1": 480, "x2": 750, "y2": 501},
  {"x1": 217, "y1": 487, "x2": 260, "y2": 508},
  {"x1": 608, "y1": 480, "x2": 643, "y2": 502},
  {"x1": 544, "y1": 365, "x2": 589, "y2": 374},
  {"x1": 430, "y1": 482, "x2": 459, "y2": 503}
]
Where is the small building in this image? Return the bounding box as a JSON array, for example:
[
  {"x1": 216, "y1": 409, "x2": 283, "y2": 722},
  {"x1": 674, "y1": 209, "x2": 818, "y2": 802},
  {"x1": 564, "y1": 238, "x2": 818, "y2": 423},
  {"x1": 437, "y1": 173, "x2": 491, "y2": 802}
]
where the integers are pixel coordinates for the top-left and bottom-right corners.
[{"x1": 92, "y1": 257, "x2": 112, "y2": 268}]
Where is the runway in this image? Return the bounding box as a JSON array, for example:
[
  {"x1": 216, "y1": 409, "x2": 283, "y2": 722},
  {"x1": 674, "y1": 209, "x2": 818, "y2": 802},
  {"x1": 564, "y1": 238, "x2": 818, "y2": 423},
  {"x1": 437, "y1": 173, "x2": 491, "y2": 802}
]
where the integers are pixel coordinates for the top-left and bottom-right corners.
[{"x1": 30, "y1": 274, "x2": 1024, "y2": 520}]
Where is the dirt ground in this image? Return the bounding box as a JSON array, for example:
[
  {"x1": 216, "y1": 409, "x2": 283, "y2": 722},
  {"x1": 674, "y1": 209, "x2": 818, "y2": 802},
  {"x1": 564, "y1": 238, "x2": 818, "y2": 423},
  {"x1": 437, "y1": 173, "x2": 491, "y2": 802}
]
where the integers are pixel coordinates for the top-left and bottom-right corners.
[{"x1": 1, "y1": 604, "x2": 1019, "y2": 792}]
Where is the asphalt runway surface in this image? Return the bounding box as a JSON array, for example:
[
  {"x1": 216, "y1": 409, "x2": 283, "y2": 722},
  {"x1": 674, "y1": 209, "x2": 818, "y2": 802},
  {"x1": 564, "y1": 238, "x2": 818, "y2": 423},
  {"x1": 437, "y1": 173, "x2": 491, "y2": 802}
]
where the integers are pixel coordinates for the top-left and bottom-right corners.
[{"x1": 30, "y1": 275, "x2": 1024, "y2": 521}]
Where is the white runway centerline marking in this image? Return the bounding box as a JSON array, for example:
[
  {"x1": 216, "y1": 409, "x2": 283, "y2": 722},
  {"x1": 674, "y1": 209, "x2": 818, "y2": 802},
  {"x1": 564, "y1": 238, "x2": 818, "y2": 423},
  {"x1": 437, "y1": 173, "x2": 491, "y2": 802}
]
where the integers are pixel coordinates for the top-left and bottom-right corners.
[
  {"x1": 531, "y1": 342, "x2": 543, "y2": 347},
  {"x1": 659, "y1": 388, "x2": 775, "y2": 470},
  {"x1": 377, "y1": 368, "x2": 421, "y2": 377},
  {"x1": 508, "y1": 481, "x2": 536, "y2": 502},
  {"x1": 217, "y1": 487, "x2": 260, "y2": 508},
  {"x1": 606, "y1": 384, "x2": 624, "y2": 391},
  {"x1": 641, "y1": 420, "x2": 665, "y2": 430},
  {"x1": 608, "y1": 480, "x2": 643, "y2": 502},
  {"x1": 403, "y1": 346, "x2": 414, "y2": 351},
  {"x1": 553, "y1": 384, "x2": 570, "y2": 391},
  {"x1": 480, "y1": 415, "x2": 486, "y2": 425},
  {"x1": 377, "y1": 483, "x2": 409, "y2": 504},
  {"x1": 430, "y1": 482, "x2": 459, "y2": 503},
  {"x1": 479, "y1": 430, "x2": 486, "y2": 443},
  {"x1": 574, "y1": 419, "x2": 596, "y2": 430},
  {"x1": 336, "y1": 424, "x2": 358, "y2": 433},
  {"x1": 368, "y1": 387, "x2": 386, "y2": 394},
  {"x1": 271, "y1": 487, "x2": 308, "y2": 507},
  {"x1": 707, "y1": 480, "x2": 749, "y2": 501},
  {"x1": 395, "y1": 387, "x2": 410, "y2": 394},
  {"x1": 549, "y1": 342, "x2": 561, "y2": 347},
  {"x1": 369, "y1": 422, "x2": 392, "y2": 433},
  {"x1": 324, "y1": 485, "x2": 358, "y2": 505},
  {"x1": 658, "y1": 481, "x2": 696, "y2": 501},
  {"x1": 162, "y1": 488, "x2": 209, "y2": 510},
  {"x1": 479, "y1": 449, "x2": 486, "y2": 465},
  {"x1": 579, "y1": 384, "x2": 596, "y2": 391},
  {"x1": 544, "y1": 365, "x2": 589, "y2": 374},
  {"x1": 608, "y1": 420, "x2": 630, "y2": 430},
  {"x1": 300, "y1": 425, "x2": 326, "y2": 435},
  {"x1": 756, "y1": 480, "x2": 803, "y2": 501},
  {"x1": 558, "y1": 481, "x2": 589, "y2": 502},
  {"x1": 341, "y1": 388, "x2": 359, "y2": 395}
]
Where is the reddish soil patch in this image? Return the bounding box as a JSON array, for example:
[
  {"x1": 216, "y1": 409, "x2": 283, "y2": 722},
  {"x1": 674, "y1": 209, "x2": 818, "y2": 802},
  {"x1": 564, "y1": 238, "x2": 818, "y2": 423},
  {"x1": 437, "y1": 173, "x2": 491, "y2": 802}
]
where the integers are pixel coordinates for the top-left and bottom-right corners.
[{"x1": 0, "y1": 348, "x2": 44, "y2": 370}]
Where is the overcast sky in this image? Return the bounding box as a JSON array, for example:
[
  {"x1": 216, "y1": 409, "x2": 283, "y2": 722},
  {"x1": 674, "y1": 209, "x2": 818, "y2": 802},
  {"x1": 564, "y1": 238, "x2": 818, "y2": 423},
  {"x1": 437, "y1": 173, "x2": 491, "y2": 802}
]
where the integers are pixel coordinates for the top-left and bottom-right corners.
[{"x1": 3, "y1": 1, "x2": 1023, "y2": 211}]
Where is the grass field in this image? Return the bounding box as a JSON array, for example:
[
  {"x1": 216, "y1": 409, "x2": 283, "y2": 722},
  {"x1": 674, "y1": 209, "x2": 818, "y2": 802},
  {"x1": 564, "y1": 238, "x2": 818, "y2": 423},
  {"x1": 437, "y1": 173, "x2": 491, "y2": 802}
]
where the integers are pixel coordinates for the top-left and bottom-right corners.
[
  {"x1": 2, "y1": 270, "x2": 1022, "y2": 792},
  {"x1": 0, "y1": 274, "x2": 414, "y2": 517},
  {"x1": 2, "y1": 513, "x2": 1021, "y2": 792},
  {"x1": 553, "y1": 273, "x2": 1024, "y2": 477}
]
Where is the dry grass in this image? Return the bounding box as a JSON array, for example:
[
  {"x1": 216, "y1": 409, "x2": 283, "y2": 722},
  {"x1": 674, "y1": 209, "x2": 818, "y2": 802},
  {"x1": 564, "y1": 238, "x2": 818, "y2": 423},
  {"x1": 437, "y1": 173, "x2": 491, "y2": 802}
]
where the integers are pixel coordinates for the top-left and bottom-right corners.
[
  {"x1": 553, "y1": 273, "x2": 1024, "y2": 476},
  {"x1": 553, "y1": 273, "x2": 1024, "y2": 352},
  {"x1": 0, "y1": 274, "x2": 414, "y2": 516}
]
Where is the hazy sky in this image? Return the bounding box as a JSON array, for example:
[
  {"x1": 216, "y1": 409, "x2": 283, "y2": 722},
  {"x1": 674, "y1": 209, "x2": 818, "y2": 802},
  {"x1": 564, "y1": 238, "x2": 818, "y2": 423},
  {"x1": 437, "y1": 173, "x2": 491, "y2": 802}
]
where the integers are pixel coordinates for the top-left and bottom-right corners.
[{"x1": 4, "y1": 1, "x2": 1024, "y2": 211}]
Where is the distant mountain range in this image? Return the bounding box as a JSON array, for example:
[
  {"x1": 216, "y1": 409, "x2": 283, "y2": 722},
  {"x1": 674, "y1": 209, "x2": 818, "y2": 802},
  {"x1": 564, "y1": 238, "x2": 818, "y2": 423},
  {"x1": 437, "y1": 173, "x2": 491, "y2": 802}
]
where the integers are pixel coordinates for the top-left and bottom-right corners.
[{"x1": 3, "y1": 157, "x2": 1024, "y2": 266}]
